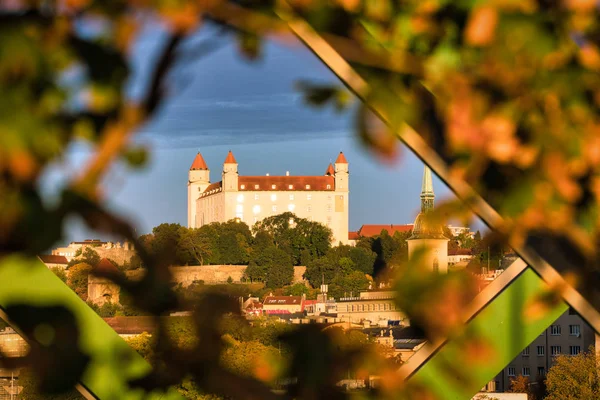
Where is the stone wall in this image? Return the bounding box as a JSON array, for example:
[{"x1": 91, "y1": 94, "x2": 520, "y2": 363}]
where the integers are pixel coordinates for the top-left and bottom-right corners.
[
  {"x1": 88, "y1": 276, "x2": 120, "y2": 305},
  {"x1": 93, "y1": 248, "x2": 136, "y2": 266}
]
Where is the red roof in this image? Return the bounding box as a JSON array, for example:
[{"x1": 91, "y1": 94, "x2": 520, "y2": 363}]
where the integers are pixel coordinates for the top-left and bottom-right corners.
[
  {"x1": 94, "y1": 258, "x2": 120, "y2": 274},
  {"x1": 103, "y1": 316, "x2": 157, "y2": 335},
  {"x1": 263, "y1": 296, "x2": 303, "y2": 305},
  {"x1": 325, "y1": 163, "x2": 335, "y2": 176},
  {"x1": 335, "y1": 152, "x2": 348, "y2": 164},
  {"x1": 239, "y1": 176, "x2": 334, "y2": 191},
  {"x1": 190, "y1": 152, "x2": 208, "y2": 170},
  {"x1": 202, "y1": 182, "x2": 222, "y2": 194},
  {"x1": 357, "y1": 224, "x2": 413, "y2": 237},
  {"x1": 348, "y1": 232, "x2": 360, "y2": 240},
  {"x1": 224, "y1": 150, "x2": 237, "y2": 164},
  {"x1": 39, "y1": 255, "x2": 68, "y2": 264}
]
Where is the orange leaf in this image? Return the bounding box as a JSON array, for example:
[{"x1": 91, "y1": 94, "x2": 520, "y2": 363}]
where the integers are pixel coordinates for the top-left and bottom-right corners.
[{"x1": 464, "y1": 7, "x2": 498, "y2": 46}]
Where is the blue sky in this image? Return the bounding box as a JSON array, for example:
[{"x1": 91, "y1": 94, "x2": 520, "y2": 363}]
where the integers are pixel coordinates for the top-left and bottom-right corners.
[{"x1": 43, "y1": 23, "x2": 479, "y2": 245}]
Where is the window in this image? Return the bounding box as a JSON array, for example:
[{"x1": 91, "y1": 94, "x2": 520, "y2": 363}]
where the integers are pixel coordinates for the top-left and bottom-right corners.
[
  {"x1": 326, "y1": 216, "x2": 332, "y2": 226},
  {"x1": 237, "y1": 194, "x2": 244, "y2": 203},
  {"x1": 326, "y1": 184, "x2": 331, "y2": 189},
  {"x1": 288, "y1": 185, "x2": 293, "y2": 189},
  {"x1": 289, "y1": 194, "x2": 294, "y2": 200},
  {"x1": 537, "y1": 367, "x2": 545, "y2": 377},
  {"x1": 307, "y1": 194, "x2": 312, "y2": 200},
  {"x1": 254, "y1": 194, "x2": 259, "y2": 200},
  {"x1": 570, "y1": 346, "x2": 581, "y2": 355},
  {"x1": 305, "y1": 185, "x2": 310, "y2": 189},
  {"x1": 522, "y1": 367, "x2": 530, "y2": 376},
  {"x1": 537, "y1": 346, "x2": 545, "y2": 356},
  {"x1": 327, "y1": 195, "x2": 332, "y2": 200},
  {"x1": 271, "y1": 184, "x2": 276, "y2": 189},
  {"x1": 253, "y1": 205, "x2": 261, "y2": 214},
  {"x1": 288, "y1": 204, "x2": 295, "y2": 212},
  {"x1": 272, "y1": 205, "x2": 277, "y2": 212},
  {"x1": 508, "y1": 367, "x2": 516, "y2": 377},
  {"x1": 240, "y1": 185, "x2": 245, "y2": 189},
  {"x1": 235, "y1": 204, "x2": 243, "y2": 213},
  {"x1": 307, "y1": 205, "x2": 312, "y2": 212},
  {"x1": 270, "y1": 194, "x2": 277, "y2": 201},
  {"x1": 522, "y1": 346, "x2": 530, "y2": 356},
  {"x1": 551, "y1": 346, "x2": 561, "y2": 356},
  {"x1": 569, "y1": 325, "x2": 581, "y2": 336},
  {"x1": 550, "y1": 325, "x2": 561, "y2": 335},
  {"x1": 433, "y1": 258, "x2": 439, "y2": 273},
  {"x1": 254, "y1": 185, "x2": 259, "y2": 189},
  {"x1": 327, "y1": 204, "x2": 332, "y2": 212}
]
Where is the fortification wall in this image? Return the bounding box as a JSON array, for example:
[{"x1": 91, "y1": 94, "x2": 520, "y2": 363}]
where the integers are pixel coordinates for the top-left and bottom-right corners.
[
  {"x1": 88, "y1": 276, "x2": 120, "y2": 305},
  {"x1": 93, "y1": 248, "x2": 136, "y2": 265}
]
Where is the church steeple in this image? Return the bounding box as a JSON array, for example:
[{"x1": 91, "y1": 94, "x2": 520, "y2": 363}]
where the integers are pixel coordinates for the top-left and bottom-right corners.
[{"x1": 420, "y1": 166, "x2": 434, "y2": 213}]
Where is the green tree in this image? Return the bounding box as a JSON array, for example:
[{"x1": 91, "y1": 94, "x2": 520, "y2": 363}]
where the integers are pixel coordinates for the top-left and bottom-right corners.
[
  {"x1": 217, "y1": 232, "x2": 249, "y2": 265},
  {"x1": 50, "y1": 267, "x2": 67, "y2": 283},
  {"x1": 151, "y1": 223, "x2": 183, "y2": 266},
  {"x1": 245, "y1": 261, "x2": 267, "y2": 283},
  {"x1": 67, "y1": 247, "x2": 100, "y2": 269},
  {"x1": 177, "y1": 227, "x2": 213, "y2": 265},
  {"x1": 329, "y1": 271, "x2": 370, "y2": 300},
  {"x1": 545, "y1": 347, "x2": 599, "y2": 400},
  {"x1": 283, "y1": 283, "x2": 310, "y2": 297},
  {"x1": 263, "y1": 247, "x2": 293, "y2": 289},
  {"x1": 67, "y1": 263, "x2": 92, "y2": 301}
]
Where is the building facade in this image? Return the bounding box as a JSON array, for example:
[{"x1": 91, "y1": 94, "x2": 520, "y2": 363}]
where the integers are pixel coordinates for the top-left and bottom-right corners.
[
  {"x1": 188, "y1": 151, "x2": 350, "y2": 244},
  {"x1": 494, "y1": 308, "x2": 596, "y2": 392},
  {"x1": 406, "y1": 166, "x2": 449, "y2": 273},
  {"x1": 335, "y1": 290, "x2": 406, "y2": 325}
]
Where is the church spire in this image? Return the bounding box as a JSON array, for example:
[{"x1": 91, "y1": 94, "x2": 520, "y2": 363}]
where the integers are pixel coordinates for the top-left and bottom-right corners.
[{"x1": 420, "y1": 166, "x2": 434, "y2": 212}]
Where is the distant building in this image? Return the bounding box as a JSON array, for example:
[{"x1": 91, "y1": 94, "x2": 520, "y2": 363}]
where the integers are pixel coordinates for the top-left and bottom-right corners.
[
  {"x1": 262, "y1": 295, "x2": 305, "y2": 315},
  {"x1": 188, "y1": 151, "x2": 350, "y2": 244},
  {"x1": 493, "y1": 307, "x2": 595, "y2": 392},
  {"x1": 51, "y1": 239, "x2": 107, "y2": 260},
  {"x1": 448, "y1": 249, "x2": 473, "y2": 265},
  {"x1": 39, "y1": 254, "x2": 68, "y2": 269},
  {"x1": 51, "y1": 239, "x2": 134, "y2": 262},
  {"x1": 336, "y1": 290, "x2": 405, "y2": 325},
  {"x1": 447, "y1": 225, "x2": 475, "y2": 237},
  {"x1": 406, "y1": 166, "x2": 449, "y2": 273}
]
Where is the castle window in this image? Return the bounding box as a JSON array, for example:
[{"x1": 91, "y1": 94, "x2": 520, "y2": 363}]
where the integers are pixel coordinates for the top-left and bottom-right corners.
[
  {"x1": 327, "y1": 204, "x2": 332, "y2": 212},
  {"x1": 289, "y1": 194, "x2": 294, "y2": 201},
  {"x1": 327, "y1": 184, "x2": 331, "y2": 189},
  {"x1": 307, "y1": 205, "x2": 312, "y2": 212},
  {"x1": 433, "y1": 258, "x2": 439, "y2": 273},
  {"x1": 272, "y1": 205, "x2": 277, "y2": 212},
  {"x1": 237, "y1": 194, "x2": 244, "y2": 203},
  {"x1": 305, "y1": 185, "x2": 311, "y2": 189},
  {"x1": 254, "y1": 185, "x2": 259, "y2": 189},
  {"x1": 327, "y1": 195, "x2": 331, "y2": 200},
  {"x1": 272, "y1": 184, "x2": 276, "y2": 189},
  {"x1": 253, "y1": 205, "x2": 261, "y2": 214},
  {"x1": 254, "y1": 194, "x2": 259, "y2": 200},
  {"x1": 240, "y1": 185, "x2": 246, "y2": 189},
  {"x1": 326, "y1": 216, "x2": 332, "y2": 226},
  {"x1": 288, "y1": 204, "x2": 295, "y2": 212},
  {"x1": 270, "y1": 194, "x2": 277, "y2": 201},
  {"x1": 307, "y1": 194, "x2": 312, "y2": 200},
  {"x1": 288, "y1": 185, "x2": 293, "y2": 189},
  {"x1": 236, "y1": 205, "x2": 243, "y2": 213}
]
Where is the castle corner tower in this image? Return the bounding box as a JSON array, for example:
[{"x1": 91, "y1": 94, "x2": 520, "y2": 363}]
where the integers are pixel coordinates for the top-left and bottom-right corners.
[
  {"x1": 188, "y1": 152, "x2": 210, "y2": 228},
  {"x1": 406, "y1": 166, "x2": 449, "y2": 273}
]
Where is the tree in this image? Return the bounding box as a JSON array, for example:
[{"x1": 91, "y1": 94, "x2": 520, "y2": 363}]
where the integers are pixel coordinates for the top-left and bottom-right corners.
[
  {"x1": 67, "y1": 247, "x2": 100, "y2": 269},
  {"x1": 177, "y1": 227, "x2": 213, "y2": 265},
  {"x1": 67, "y1": 263, "x2": 92, "y2": 301},
  {"x1": 263, "y1": 247, "x2": 294, "y2": 289},
  {"x1": 284, "y1": 283, "x2": 310, "y2": 297},
  {"x1": 151, "y1": 223, "x2": 183, "y2": 266},
  {"x1": 545, "y1": 347, "x2": 599, "y2": 400},
  {"x1": 508, "y1": 374, "x2": 535, "y2": 400},
  {"x1": 217, "y1": 232, "x2": 249, "y2": 265},
  {"x1": 50, "y1": 267, "x2": 67, "y2": 283}
]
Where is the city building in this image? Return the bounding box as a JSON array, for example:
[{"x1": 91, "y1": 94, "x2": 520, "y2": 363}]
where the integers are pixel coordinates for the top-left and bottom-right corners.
[
  {"x1": 406, "y1": 166, "x2": 449, "y2": 273},
  {"x1": 494, "y1": 307, "x2": 595, "y2": 392},
  {"x1": 448, "y1": 249, "x2": 474, "y2": 266},
  {"x1": 447, "y1": 225, "x2": 475, "y2": 237},
  {"x1": 39, "y1": 254, "x2": 68, "y2": 269},
  {"x1": 188, "y1": 151, "x2": 350, "y2": 244},
  {"x1": 262, "y1": 295, "x2": 305, "y2": 315},
  {"x1": 335, "y1": 290, "x2": 406, "y2": 325}
]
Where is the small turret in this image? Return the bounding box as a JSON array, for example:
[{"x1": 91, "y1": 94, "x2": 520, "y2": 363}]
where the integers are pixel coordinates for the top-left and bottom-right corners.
[{"x1": 222, "y1": 150, "x2": 238, "y2": 192}]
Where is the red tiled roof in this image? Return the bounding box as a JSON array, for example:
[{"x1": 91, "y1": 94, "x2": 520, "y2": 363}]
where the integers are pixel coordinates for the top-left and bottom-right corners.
[
  {"x1": 335, "y1": 152, "x2": 348, "y2": 164},
  {"x1": 94, "y1": 258, "x2": 120, "y2": 274},
  {"x1": 39, "y1": 255, "x2": 68, "y2": 264},
  {"x1": 325, "y1": 163, "x2": 335, "y2": 176},
  {"x1": 448, "y1": 249, "x2": 473, "y2": 256},
  {"x1": 103, "y1": 316, "x2": 157, "y2": 335},
  {"x1": 357, "y1": 224, "x2": 413, "y2": 237},
  {"x1": 224, "y1": 150, "x2": 237, "y2": 164},
  {"x1": 239, "y1": 176, "x2": 334, "y2": 191},
  {"x1": 348, "y1": 232, "x2": 360, "y2": 240},
  {"x1": 263, "y1": 296, "x2": 303, "y2": 305},
  {"x1": 190, "y1": 152, "x2": 208, "y2": 170},
  {"x1": 202, "y1": 182, "x2": 222, "y2": 194}
]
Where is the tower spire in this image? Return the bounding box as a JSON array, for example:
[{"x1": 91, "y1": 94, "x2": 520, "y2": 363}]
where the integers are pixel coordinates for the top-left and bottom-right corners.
[{"x1": 420, "y1": 166, "x2": 434, "y2": 212}]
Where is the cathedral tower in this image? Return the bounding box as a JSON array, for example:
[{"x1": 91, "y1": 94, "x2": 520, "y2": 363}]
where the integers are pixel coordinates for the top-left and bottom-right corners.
[
  {"x1": 188, "y1": 152, "x2": 210, "y2": 228},
  {"x1": 407, "y1": 166, "x2": 449, "y2": 273}
]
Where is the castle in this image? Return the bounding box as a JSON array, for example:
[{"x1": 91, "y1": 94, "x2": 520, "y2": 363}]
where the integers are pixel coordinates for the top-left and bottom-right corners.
[{"x1": 187, "y1": 151, "x2": 350, "y2": 244}]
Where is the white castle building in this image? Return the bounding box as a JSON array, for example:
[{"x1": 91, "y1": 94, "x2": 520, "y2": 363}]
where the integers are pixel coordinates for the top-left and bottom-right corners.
[{"x1": 187, "y1": 150, "x2": 350, "y2": 244}]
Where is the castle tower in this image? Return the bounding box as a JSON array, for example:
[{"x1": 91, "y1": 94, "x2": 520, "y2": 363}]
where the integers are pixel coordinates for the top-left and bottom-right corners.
[
  {"x1": 222, "y1": 150, "x2": 239, "y2": 192},
  {"x1": 333, "y1": 152, "x2": 349, "y2": 244},
  {"x1": 407, "y1": 166, "x2": 449, "y2": 273},
  {"x1": 188, "y1": 152, "x2": 210, "y2": 228}
]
